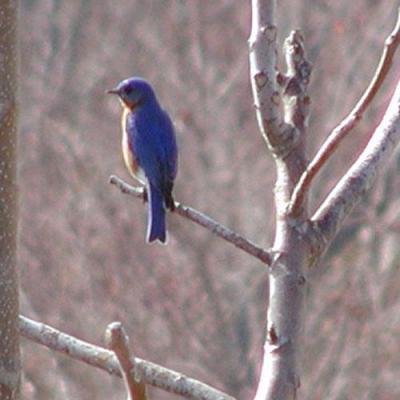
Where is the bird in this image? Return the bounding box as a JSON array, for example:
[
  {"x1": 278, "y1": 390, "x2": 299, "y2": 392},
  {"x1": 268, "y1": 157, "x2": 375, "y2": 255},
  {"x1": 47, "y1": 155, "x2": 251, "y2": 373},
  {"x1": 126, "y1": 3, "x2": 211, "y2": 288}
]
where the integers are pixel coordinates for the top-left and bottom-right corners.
[{"x1": 107, "y1": 77, "x2": 178, "y2": 244}]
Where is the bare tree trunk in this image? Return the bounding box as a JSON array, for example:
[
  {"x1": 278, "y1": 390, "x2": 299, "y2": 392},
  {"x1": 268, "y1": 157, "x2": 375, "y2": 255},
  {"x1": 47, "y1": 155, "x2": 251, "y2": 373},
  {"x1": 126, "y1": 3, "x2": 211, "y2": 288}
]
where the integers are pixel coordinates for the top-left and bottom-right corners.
[
  {"x1": 249, "y1": 1, "x2": 312, "y2": 398},
  {"x1": 0, "y1": 1, "x2": 20, "y2": 398},
  {"x1": 249, "y1": 1, "x2": 400, "y2": 399}
]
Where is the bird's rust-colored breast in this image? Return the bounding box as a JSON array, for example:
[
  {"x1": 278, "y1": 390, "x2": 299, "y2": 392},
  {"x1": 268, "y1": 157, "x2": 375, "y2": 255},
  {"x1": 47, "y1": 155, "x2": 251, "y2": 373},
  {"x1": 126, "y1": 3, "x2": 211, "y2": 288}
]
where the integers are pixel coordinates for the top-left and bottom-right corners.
[{"x1": 121, "y1": 107, "x2": 144, "y2": 183}]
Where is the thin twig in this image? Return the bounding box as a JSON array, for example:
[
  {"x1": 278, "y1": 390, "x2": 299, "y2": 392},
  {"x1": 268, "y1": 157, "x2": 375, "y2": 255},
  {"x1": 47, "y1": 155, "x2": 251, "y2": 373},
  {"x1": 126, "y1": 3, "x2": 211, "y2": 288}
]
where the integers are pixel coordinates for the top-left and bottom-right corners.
[
  {"x1": 105, "y1": 322, "x2": 148, "y2": 400},
  {"x1": 289, "y1": 8, "x2": 400, "y2": 214},
  {"x1": 311, "y1": 79, "x2": 400, "y2": 255},
  {"x1": 19, "y1": 315, "x2": 235, "y2": 400},
  {"x1": 109, "y1": 175, "x2": 272, "y2": 265}
]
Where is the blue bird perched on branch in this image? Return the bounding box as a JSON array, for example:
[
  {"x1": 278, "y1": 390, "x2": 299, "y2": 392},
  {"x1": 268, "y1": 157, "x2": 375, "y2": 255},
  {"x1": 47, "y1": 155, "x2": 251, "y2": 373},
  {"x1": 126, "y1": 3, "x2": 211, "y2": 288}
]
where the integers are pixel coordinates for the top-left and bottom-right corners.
[{"x1": 108, "y1": 77, "x2": 178, "y2": 244}]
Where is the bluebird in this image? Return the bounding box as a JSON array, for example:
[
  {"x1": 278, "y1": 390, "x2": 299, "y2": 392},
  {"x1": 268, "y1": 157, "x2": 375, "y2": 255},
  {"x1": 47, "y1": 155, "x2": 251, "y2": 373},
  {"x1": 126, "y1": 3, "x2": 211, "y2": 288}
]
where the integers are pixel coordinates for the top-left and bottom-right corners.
[{"x1": 107, "y1": 77, "x2": 178, "y2": 244}]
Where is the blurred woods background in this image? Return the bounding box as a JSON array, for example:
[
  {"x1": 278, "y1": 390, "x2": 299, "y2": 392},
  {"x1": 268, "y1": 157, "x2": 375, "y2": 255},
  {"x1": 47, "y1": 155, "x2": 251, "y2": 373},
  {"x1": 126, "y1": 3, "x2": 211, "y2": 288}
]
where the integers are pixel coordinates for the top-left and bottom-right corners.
[{"x1": 19, "y1": 1, "x2": 399, "y2": 399}]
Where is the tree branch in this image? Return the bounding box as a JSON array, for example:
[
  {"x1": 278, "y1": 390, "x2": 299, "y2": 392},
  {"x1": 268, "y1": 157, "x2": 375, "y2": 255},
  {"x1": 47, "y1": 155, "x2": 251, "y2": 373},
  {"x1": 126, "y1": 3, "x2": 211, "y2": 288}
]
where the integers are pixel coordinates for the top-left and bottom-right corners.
[
  {"x1": 249, "y1": 1, "x2": 311, "y2": 399},
  {"x1": 109, "y1": 175, "x2": 272, "y2": 265},
  {"x1": 289, "y1": 8, "x2": 400, "y2": 213},
  {"x1": 248, "y1": 0, "x2": 295, "y2": 154},
  {"x1": 19, "y1": 316, "x2": 235, "y2": 400},
  {"x1": 311, "y1": 79, "x2": 400, "y2": 254},
  {"x1": 105, "y1": 322, "x2": 148, "y2": 400}
]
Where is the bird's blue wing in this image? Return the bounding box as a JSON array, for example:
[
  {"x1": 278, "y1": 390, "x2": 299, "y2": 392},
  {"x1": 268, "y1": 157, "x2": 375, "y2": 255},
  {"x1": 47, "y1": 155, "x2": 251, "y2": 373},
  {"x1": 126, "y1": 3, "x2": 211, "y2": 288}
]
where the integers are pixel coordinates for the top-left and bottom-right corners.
[
  {"x1": 128, "y1": 106, "x2": 177, "y2": 194},
  {"x1": 158, "y1": 109, "x2": 178, "y2": 182}
]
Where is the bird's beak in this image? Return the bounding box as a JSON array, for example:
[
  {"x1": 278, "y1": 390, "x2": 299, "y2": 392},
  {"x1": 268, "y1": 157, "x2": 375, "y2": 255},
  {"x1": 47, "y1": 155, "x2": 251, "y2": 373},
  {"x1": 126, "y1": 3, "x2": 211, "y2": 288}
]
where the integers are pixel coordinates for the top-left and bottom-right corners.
[{"x1": 106, "y1": 88, "x2": 120, "y2": 95}]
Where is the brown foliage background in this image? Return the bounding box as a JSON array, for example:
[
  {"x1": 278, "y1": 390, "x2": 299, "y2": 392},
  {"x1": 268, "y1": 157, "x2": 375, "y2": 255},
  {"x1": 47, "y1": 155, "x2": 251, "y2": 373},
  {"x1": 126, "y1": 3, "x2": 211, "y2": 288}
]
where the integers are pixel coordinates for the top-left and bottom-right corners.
[{"x1": 19, "y1": 1, "x2": 400, "y2": 399}]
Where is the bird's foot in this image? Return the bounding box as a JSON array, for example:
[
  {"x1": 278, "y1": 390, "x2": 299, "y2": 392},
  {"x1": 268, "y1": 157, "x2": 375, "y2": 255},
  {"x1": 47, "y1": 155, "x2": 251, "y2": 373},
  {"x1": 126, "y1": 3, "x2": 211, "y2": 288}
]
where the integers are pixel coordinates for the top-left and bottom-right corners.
[
  {"x1": 142, "y1": 187, "x2": 148, "y2": 203},
  {"x1": 166, "y1": 194, "x2": 175, "y2": 212}
]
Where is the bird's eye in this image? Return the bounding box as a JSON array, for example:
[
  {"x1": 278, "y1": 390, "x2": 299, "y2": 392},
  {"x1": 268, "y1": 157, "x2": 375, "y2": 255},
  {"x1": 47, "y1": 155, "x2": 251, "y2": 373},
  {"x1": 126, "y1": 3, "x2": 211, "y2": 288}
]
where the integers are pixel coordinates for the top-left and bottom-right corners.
[{"x1": 124, "y1": 86, "x2": 133, "y2": 95}]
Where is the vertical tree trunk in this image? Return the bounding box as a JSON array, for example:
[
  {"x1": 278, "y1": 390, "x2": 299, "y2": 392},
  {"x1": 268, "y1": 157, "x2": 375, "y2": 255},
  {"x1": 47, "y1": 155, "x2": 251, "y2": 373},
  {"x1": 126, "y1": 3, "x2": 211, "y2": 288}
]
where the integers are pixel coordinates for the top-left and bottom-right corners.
[{"x1": 0, "y1": 1, "x2": 20, "y2": 398}]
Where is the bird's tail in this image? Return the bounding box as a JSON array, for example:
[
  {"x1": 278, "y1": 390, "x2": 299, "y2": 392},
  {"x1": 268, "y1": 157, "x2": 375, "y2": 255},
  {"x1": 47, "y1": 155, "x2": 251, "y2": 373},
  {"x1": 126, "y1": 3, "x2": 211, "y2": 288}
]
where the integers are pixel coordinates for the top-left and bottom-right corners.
[{"x1": 146, "y1": 183, "x2": 167, "y2": 244}]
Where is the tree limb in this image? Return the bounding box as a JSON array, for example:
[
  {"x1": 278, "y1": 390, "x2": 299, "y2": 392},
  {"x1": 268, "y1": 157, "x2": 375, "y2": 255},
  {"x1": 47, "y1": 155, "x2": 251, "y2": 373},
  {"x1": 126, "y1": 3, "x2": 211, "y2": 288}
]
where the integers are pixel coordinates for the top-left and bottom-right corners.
[
  {"x1": 19, "y1": 316, "x2": 236, "y2": 400},
  {"x1": 312, "y1": 79, "x2": 400, "y2": 254},
  {"x1": 109, "y1": 175, "x2": 272, "y2": 265},
  {"x1": 248, "y1": 0, "x2": 294, "y2": 154},
  {"x1": 105, "y1": 322, "x2": 148, "y2": 400},
  {"x1": 289, "y1": 8, "x2": 400, "y2": 213}
]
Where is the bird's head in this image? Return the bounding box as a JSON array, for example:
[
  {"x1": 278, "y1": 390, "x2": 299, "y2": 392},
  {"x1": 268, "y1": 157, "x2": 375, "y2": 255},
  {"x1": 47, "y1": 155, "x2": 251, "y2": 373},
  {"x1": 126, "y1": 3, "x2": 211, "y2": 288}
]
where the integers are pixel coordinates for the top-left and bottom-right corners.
[{"x1": 107, "y1": 77, "x2": 156, "y2": 110}]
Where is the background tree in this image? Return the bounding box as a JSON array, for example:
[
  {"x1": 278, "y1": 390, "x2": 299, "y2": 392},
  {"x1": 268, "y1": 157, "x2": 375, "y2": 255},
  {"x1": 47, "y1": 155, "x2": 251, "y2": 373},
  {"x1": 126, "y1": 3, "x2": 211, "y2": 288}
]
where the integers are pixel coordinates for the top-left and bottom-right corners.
[
  {"x1": 0, "y1": 1, "x2": 20, "y2": 398},
  {"x1": 18, "y1": 1, "x2": 400, "y2": 399}
]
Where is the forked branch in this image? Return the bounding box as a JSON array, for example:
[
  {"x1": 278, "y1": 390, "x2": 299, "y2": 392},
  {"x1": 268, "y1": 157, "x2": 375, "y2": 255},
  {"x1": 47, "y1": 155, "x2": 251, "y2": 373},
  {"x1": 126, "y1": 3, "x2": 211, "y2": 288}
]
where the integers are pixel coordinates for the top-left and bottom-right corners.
[
  {"x1": 289, "y1": 8, "x2": 400, "y2": 213},
  {"x1": 312, "y1": 79, "x2": 400, "y2": 252},
  {"x1": 19, "y1": 316, "x2": 235, "y2": 400}
]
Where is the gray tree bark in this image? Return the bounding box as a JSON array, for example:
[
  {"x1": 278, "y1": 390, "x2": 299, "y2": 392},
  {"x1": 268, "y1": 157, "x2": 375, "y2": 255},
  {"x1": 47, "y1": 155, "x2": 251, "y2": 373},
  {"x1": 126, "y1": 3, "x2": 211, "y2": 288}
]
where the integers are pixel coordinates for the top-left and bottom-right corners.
[{"x1": 0, "y1": 1, "x2": 20, "y2": 398}]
